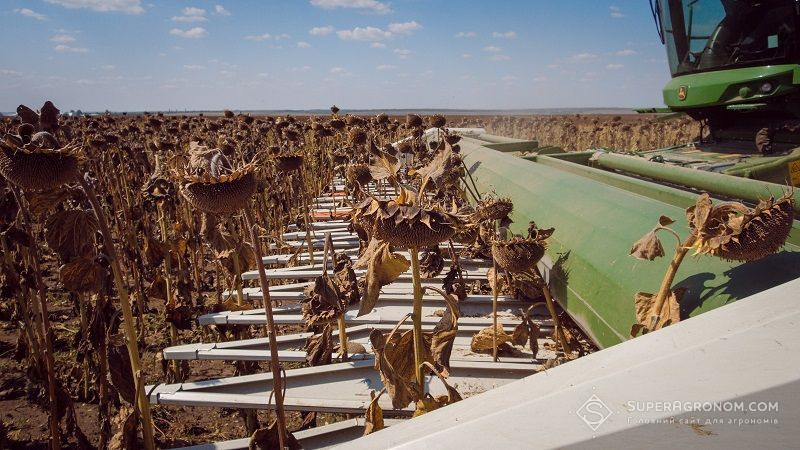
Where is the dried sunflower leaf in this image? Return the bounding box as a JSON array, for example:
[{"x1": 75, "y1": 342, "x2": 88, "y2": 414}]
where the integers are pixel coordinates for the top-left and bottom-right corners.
[
  {"x1": 363, "y1": 390, "x2": 385, "y2": 436},
  {"x1": 369, "y1": 329, "x2": 421, "y2": 409},
  {"x1": 305, "y1": 324, "x2": 333, "y2": 367},
  {"x1": 688, "y1": 193, "x2": 712, "y2": 232},
  {"x1": 106, "y1": 334, "x2": 136, "y2": 405},
  {"x1": 470, "y1": 324, "x2": 513, "y2": 352},
  {"x1": 59, "y1": 257, "x2": 104, "y2": 293},
  {"x1": 629, "y1": 230, "x2": 665, "y2": 261},
  {"x1": 45, "y1": 210, "x2": 98, "y2": 262},
  {"x1": 368, "y1": 151, "x2": 401, "y2": 182},
  {"x1": 658, "y1": 215, "x2": 675, "y2": 226},
  {"x1": 357, "y1": 240, "x2": 409, "y2": 316}
]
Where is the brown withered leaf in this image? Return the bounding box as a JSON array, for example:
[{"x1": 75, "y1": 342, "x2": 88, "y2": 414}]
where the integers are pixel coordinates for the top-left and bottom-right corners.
[
  {"x1": 143, "y1": 233, "x2": 167, "y2": 267},
  {"x1": 107, "y1": 405, "x2": 137, "y2": 450},
  {"x1": 413, "y1": 395, "x2": 443, "y2": 417},
  {"x1": 106, "y1": 334, "x2": 136, "y2": 404},
  {"x1": 470, "y1": 324, "x2": 513, "y2": 353},
  {"x1": 385, "y1": 329, "x2": 432, "y2": 382},
  {"x1": 367, "y1": 150, "x2": 401, "y2": 183},
  {"x1": 356, "y1": 239, "x2": 409, "y2": 316},
  {"x1": 486, "y1": 267, "x2": 506, "y2": 294},
  {"x1": 426, "y1": 287, "x2": 460, "y2": 377},
  {"x1": 45, "y1": 210, "x2": 98, "y2": 261},
  {"x1": 419, "y1": 245, "x2": 444, "y2": 279},
  {"x1": 302, "y1": 274, "x2": 344, "y2": 327},
  {"x1": 166, "y1": 303, "x2": 193, "y2": 330},
  {"x1": 363, "y1": 390, "x2": 385, "y2": 436},
  {"x1": 305, "y1": 324, "x2": 333, "y2": 367},
  {"x1": 631, "y1": 288, "x2": 686, "y2": 337},
  {"x1": 59, "y1": 257, "x2": 104, "y2": 293},
  {"x1": 249, "y1": 420, "x2": 301, "y2": 450},
  {"x1": 369, "y1": 329, "x2": 421, "y2": 409},
  {"x1": 147, "y1": 276, "x2": 168, "y2": 301},
  {"x1": 687, "y1": 193, "x2": 713, "y2": 232},
  {"x1": 26, "y1": 188, "x2": 72, "y2": 216},
  {"x1": 629, "y1": 230, "x2": 665, "y2": 261},
  {"x1": 512, "y1": 321, "x2": 529, "y2": 346},
  {"x1": 414, "y1": 144, "x2": 452, "y2": 194},
  {"x1": 2, "y1": 226, "x2": 32, "y2": 248}
]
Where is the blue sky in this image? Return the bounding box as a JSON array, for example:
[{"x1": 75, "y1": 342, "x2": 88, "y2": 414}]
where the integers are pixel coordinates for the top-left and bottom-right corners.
[{"x1": 0, "y1": 0, "x2": 671, "y2": 112}]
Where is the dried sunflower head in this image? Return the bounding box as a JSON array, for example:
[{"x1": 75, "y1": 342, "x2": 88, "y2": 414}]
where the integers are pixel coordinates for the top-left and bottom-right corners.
[
  {"x1": 353, "y1": 189, "x2": 457, "y2": 248},
  {"x1": 275, "y1": 155, "x2": 304, "y2": 172},
  {"x1": 178, "y1": 141, "x2": 257, "y2": 215},
  {"x1": 346, "y1": 164, "x2": 373, "y2": 186},
  {"x1": 687, "y1": 192, "x2": 794, "y2": 262},
  {"x1": 0, "y1": 132, "x2": 81, "y2": 191},
  {"x1": 473, "y1": 195, "x2": 513, "y2": 222}
]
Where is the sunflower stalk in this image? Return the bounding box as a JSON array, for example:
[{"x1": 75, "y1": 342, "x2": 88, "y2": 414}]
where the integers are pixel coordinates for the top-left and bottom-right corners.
[
  {"x1": 78, "y1": 174, "x2": 155, "y2": 450},
  {"x1": 648, "y1": 234, "x2": 697, "y2": 330},
  {"x1": 242, "y1": 207, "x2": 287, "y2": 450},
  {"x1": 410, "y1": 247, "x2": 425, "y2": 386},
  {"x1": 11, "y1": 188, "x2": 62, "y2": 450},
  {"x1": 322, "y1": 232, "x2": 348, "y2": 361},
  {"x1": 158, "y1": 201, "x2": 181, "y2": 381}
]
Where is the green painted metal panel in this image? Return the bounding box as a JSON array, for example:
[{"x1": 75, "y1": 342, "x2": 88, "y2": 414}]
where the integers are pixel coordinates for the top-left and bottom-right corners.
[
  {"x1": 663, "y1": 64, "x2": 799, "y2": 108},
  {"x1": 460, "y1": 137, "x2": 800, "y2": 349}
]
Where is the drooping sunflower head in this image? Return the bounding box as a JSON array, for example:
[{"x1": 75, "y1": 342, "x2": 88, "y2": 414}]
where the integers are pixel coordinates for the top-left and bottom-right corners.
[
  {"x1": 0, "y1": 131, "x2": 82, "y2": 191},
  {"x1": 177, "y1": 141, "x2": 257, "y2": 215},
  {"x1": 353, "y1": 188, "x2": 457, "y2": 248},
  {"x1": 687, "y1": 192, "x2": 794, "y2": 262}
]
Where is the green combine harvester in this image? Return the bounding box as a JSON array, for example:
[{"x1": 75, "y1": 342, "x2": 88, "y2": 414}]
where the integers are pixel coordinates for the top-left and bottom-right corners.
[{"x1": 458, "y1": 0, "x2": 800, "y2": 349}]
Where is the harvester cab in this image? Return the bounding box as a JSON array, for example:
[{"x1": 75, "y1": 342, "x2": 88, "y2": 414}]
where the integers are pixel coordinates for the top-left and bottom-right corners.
[{"x1": 648, "y1": 0, "x2": 800, "y2": 185}]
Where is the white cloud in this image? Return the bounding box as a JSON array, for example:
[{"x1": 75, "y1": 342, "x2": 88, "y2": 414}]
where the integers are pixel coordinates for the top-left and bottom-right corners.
[
  {"x1": 568, "y1": 52, "x2": 597, "y2": 62},
  {"x1": 99, "y1": 64, "x2": 116, "y2": 70},
  {"x1": 54, "y1": 44, "x2": 89, "y2": 53},
  {"x1": 615, "y1": 49, "x2": 637, "y2": 56},
  {"x1": 462, "y1": 53, "x2": 472, "y2": 59},
  {"x1": 169, "y1": 27, "x2": 208, "y2": 39},
  {"x1": 310, "y1": 0, "x2": 391, "y2": 14},
  {"x1": 183, "y1": 64, "x2": 204, "y2": 70},
  {"x1": 532, "y1": 76, "x2": 548, "y2": 82},
  {"x1": 275, "y1": 33, "x2": 290, "y2": 40},
  {"x1": 388, "y1": 21, "x2": 421, "y2": 34},
  {"x1": 393, "y1": 48, "x2": 412, "y2": 59},
  {"x1": 501, "y1": 75, "x2": 517, "y2": 82},
  {"x1": 309, "y1": 25, "x2": 334, "y2": 36},
  {"x1": 214, "y1": 4, "x2": 231, "y2": 16},
  {"x1": 257, "y1": 72, "x2": 269, "y2": 78},
  {"x1": 330, "y1": 67, "x2": 352, "y2": 76},
  {"x1": 0, "y1": 69, "x2": 23, "y2": 77},
  {"x1": 244, "y1": 33, "x2": 271, "y2": 41},
  {"x1": 489, "y1": 54, "x2": 510, "y2": 61},
  {"x1": 292, "y1": 65, "x2": 311, "y2": 72},
  {"x1": 546, "y1": 63, "x2": 559, "y2": 69},
  {"x1": 337, "y1": 26, "x2": 391, "y2": 42},
  {"x1": 44, "y1": 0, "x2": 145, "y2": 14},
  {"x1": 51, "y1": 34, "x2": 76, "y2": 43},
  {"x1": 172, "y1": 7, "x2": 207, "y2": 22},
  {"x1": 606, "y1": 63, "x2": 624, "y2": 70},
  {"x1": 492, "y1": 31, "x2": 516, "y2": 39},
  {"x1": 370, "y1": 42, "x2": 386, "y2": 48},
  {"x1": 13, "y1": 8, "x2": 48, "y2": 20},
  {"x1": 482, "y1": 46, "x2": 502, "y2": 52},
  {"x1": 297, "y1": 41, "x2": 311, "y2": 48},
  {"x1": 376, "y1": 64, "x2": 396, "y2": 70},
  {"x1": 455, "y1": 31, "x2": 476, "y2": 38},
  {"x1": 610, "y1": 6, "x2": 625, "y2": 18}
]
